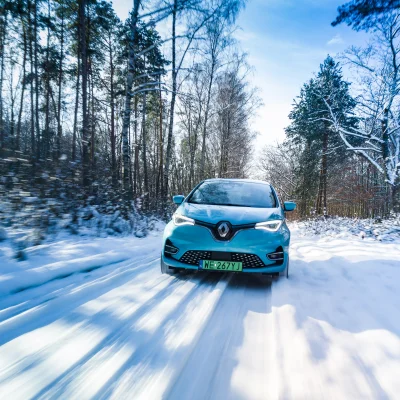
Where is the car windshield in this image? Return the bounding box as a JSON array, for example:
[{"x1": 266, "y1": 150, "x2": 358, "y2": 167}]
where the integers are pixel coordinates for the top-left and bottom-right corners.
[{"x1": 188, "y1": 181, "x2": 277, "y2": 208}]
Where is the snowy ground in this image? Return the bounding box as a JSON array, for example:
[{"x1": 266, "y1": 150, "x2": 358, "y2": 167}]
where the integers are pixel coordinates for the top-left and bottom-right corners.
[{"x1": 0, "y1": 223, "x2": 399, "y2": 399}]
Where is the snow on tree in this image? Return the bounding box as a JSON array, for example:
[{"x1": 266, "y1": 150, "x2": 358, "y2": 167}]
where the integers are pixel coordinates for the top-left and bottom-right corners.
[{"x1": 321, "y1": 16, "x2": 400, "y2": 212}]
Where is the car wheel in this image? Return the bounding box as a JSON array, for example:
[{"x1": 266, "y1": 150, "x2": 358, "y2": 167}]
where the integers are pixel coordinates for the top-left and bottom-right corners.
[
  {"x1": 160, "y1": 256, "x2": 177, "y2": 275},
  {"x1": 279, "y1": 255, "x2": 289, "y2": 279}
]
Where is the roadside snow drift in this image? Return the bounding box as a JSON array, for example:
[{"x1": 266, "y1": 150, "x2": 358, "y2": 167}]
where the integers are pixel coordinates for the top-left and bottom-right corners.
[
  {"x1": 0, "y1": 232, "x2": 162, "y2": 296},
  {"x1": 0, "y1": 220, "x2": 399, "y2": 399}
]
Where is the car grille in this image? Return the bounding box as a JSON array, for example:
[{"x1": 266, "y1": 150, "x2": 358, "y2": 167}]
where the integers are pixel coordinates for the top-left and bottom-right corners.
[
  {"x1": 180, "y1": 251, "x2": 212, "y2": 265},
  {"x1": 179, "y1": 251, "x2": 265, "y2": 268}
]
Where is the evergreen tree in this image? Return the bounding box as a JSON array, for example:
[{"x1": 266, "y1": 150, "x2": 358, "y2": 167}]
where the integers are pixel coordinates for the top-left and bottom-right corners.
[
  {"x1": 332, "y1": 0, "x2": 400, "y2": 30},
  {"x1": 286, "y1": 56, "x2": 357, "y2": 215}
]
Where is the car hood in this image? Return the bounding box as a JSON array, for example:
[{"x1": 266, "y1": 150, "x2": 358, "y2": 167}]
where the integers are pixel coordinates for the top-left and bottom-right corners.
[{"x1": 179, "y1": 203, "x2": 283, "y2": 225}]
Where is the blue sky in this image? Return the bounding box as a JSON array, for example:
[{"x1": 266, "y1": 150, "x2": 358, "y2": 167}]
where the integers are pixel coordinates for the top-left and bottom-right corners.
[{"x1": 113, "y1": 0, "x2": 370, "y2": 147}]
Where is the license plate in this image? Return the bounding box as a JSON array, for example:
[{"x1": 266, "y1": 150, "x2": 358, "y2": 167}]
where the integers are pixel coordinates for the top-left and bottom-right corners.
[{"x1": 199, "y1": 260, "x2": 243, "y2": 272}]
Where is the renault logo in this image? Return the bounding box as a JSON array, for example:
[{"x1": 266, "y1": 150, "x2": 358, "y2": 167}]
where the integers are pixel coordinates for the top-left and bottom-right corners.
[{"x1": 217, "y1": 221, "x2": 231, "y2": 238}]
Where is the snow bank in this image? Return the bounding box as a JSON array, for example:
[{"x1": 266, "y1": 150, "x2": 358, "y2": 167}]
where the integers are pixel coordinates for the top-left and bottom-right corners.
[
  {"x1": 0, "y1": 197, "x2": 166, "y2": 254},
  {"x1": 0, "y1": 230, "x2": 163, "y2": 297},
  {"x1": 293, "y1": 215, "x2": 400, "y2": 242}
]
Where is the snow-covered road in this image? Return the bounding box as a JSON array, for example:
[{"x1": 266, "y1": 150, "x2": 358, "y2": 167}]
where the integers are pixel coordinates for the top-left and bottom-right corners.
[{"x1": 0, "y1": 226, "x2": 399, "y2": 399}]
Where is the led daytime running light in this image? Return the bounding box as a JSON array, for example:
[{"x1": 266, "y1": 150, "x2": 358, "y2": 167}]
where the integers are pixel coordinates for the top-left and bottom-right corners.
[
  {"x1": 255, "y1": 220, "x2": 282, "y2": 232},
  {"x1": 173, "y1": 214, "x2": 195, "y2": 226}
]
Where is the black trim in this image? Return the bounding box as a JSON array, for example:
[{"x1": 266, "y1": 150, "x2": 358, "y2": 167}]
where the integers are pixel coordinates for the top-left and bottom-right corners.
[
  {"x1": 180, "y1": 250, "x2": 266, "y2": 269},
  {"x1": 165, "y1": 245, "x2": 178, "y2": 255},
  {"x1": 164, "y1": 239, "x2": 179, "y2": 258},
  {"x1": 267, "y1": 252, "x2": 284, "y2": 260},
  {"x1": 267, "y1": 247, "x2": 284, "y2": 265},
  {"x1": 194, "y1": 219, "x2": 255, "y2": 241}
]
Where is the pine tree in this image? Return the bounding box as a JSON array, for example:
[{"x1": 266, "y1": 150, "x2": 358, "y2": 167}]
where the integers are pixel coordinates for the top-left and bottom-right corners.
[
  {"x1": 332, "y1": 0, "x2": 400, "y2": 30},
  {"x1": 286, "y1": 56, "x2": 357, "y2": 215}
]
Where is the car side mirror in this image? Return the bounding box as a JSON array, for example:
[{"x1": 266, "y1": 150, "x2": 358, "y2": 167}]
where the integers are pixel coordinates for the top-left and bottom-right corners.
[
  {"x1": 173, "y1": 195, "x2": 185, "y2": 205},
  {"x1": 284, "y1": 201, "x2": 296, "y2": 212}
]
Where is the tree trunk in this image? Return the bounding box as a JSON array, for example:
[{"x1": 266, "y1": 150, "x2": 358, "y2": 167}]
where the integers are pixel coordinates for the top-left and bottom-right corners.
[
  {"x1": 315, "y1": 163, "x2": 323, "y2": 215},
  {"x1": 200, "y1": 59, "x2": 216, "y2": 180},
  {"x1": 56, "y1": 8, "x2": 64, "y2": 162},
  {"x1": 391, "y1": 184, "x2": 399, "y2": 214},
  {"x1": 109, "y1": 32, "x2": 117, "y2": 187},
  {"x1": 156, "y1": 84, "x2": 164, "y2": 203},
  {"x1": 142, "y1": 92, "x2": 149, "y2": 196},
  {"x1": 9, "y1": 75, "x2": 15, "y2": 148},
  {"x1": 121, "y1": 0, "x2": 141, "y2": 199},
  {"x1": 163, "y1": 0, "x2": 178, "y2": 204},
  {"x1": 380, "y1": 107, "x2": 393, "y2": 214},
  {"x1": 16, "y1": 18, "x2": 27, "y2": 153},
  {"x1": 133, "y1": 96, "x2": 138, "y2": 195},
  {"x1": 322, "y1": 129, "x2": 328, "y2": 215},
  {"x1": 72, "y1": 60, "x2": 80, "y2": 161},
  {"x1": 34, "y1": 0, "x2": 40, "y2": 160},
  {"x1": 79, "y1": 0, "x2": 90, "y2": 188},
  {"x1": 28, "y1": 0, "x2": 35, "y2": 158},
  {"x1": 44, "y1": 0, "x2": 51, "y2": 159},
  {"x1": 0, "y1": 10, "x2": 7, "y2": 154},
  {"x1": 90, "y1": 63, "x2": 95, "y2": 178}
]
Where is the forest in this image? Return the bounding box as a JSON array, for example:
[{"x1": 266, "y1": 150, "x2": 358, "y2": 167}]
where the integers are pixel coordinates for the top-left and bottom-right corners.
[
  {"x1": 0, "y1": 0, "x2": 259, "y2": 236},
  {"x1": 0, "y1": 0, "x2": 399, "y2": 241}
]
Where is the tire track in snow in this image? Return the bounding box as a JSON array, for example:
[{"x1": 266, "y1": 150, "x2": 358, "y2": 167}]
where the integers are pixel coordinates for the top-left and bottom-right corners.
[
  {"x1": 0, "y1": 256, "x2": 161, "y2": 346},
  {"x1": 25, "y1": 274, "x2": 204, "y2": 400},
  {"x1": 0, "y1": 268, "x2": 176, "y2": 395},
  {"x1": 0, "y1": 252, "x2": 161, "y2": 323},
  {"x1": 166, "y1": 274, "x2": 273, "y2": 400},
  {"x1": 99, "y1": 272, "x2": 232, "y2": 400},
  {"x1": 39, "y1": 272, "x2": 224, "y2": 400},
  {"x1": 9, "y1": 275, "x2": 219, "y2": 398}
]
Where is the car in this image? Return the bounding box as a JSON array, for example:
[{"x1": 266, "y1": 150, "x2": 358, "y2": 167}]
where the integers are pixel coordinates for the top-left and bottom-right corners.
[{"x1": 161, "y1": 178, "x2": 296, "y2": 278}]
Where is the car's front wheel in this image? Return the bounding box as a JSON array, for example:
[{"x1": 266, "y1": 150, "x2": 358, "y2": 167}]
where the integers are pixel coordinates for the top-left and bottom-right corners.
[{"x1": 160, "y1": 256, "x2": 177, "y2": 275}]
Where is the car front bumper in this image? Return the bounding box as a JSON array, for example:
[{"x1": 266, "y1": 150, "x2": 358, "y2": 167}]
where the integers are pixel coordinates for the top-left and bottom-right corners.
[{"x1": 162, "y1": 221, "x2": 290, "y2": 274}]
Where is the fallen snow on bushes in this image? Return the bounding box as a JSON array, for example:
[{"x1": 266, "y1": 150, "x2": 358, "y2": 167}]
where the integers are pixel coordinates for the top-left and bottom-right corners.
[{"x1": 295, "y1": 215, "x2": 400, "y2": 242}]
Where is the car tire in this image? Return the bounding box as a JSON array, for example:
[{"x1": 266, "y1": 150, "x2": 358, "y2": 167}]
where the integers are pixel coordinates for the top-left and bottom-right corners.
[
  {"x1": 161, "y1": 256, "x2": 177, "y2": 275},
  {"x1": 280, "y1": 255, "x2": 289, "y2": 279}
]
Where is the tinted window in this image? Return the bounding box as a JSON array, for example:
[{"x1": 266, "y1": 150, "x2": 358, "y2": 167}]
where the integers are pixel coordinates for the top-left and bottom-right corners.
[{"x1": 188, "y1": 181, "x2": 277, "y2": 208}]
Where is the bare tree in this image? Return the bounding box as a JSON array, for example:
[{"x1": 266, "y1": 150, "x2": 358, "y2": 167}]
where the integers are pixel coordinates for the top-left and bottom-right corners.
[
  {"x1": 199, "y1": 16, "x2": 232, "y2": 179},
  {"x1": 259, "y1": 143, "x2": 297, "y2": 200}
]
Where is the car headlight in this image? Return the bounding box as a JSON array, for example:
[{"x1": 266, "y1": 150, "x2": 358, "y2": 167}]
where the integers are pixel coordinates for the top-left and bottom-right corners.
[
  {"x1": 255, "y1": 220, "x2": 282, "y2": 232},
  {"x1": 173, "y1": 214, "x2": 195, "y2": 226}
]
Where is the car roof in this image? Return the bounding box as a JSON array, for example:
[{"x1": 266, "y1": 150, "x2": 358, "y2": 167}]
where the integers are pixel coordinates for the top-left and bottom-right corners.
[{"x1": 203, "y1": 178, "x2": 271, "y2": 186}]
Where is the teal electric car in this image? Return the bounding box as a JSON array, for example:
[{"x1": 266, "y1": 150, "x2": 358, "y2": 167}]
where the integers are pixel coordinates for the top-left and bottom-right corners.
[{"x1": 161, "y1": 179, "x2": 296, "y2": 278}]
